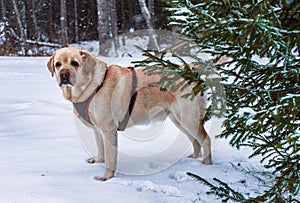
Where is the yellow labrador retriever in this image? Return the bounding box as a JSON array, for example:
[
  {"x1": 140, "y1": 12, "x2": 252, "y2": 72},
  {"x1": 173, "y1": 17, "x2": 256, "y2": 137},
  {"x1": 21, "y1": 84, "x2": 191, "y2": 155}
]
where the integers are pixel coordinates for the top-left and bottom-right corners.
[{"x1": 47, "y1": 47, "x2": 212, "y2": 181}]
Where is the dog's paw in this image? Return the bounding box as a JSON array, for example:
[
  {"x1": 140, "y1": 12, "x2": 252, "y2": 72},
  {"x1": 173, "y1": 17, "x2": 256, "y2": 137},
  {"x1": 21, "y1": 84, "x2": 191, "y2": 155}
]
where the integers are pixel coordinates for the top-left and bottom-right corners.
[
  {"x1": 94, "y1": 175, "x2": 113, "y2": 181},
  {"x1": 87, "y1": 157, "x2": 104, "y2": 164},
  {"x1": 202, "y1": 158, "x2": 212, "y2": 165},
  {"x1": 187, "y1": 153, "x2": 201, "y2": 159},
  {"x1": 94, "y1": 176, "x2": 109, "y2": 181}
]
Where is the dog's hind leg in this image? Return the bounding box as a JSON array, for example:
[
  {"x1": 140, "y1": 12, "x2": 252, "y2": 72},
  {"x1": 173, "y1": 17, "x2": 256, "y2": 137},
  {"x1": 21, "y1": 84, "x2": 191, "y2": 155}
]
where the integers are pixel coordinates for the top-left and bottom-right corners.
[
  {"x1": 188, "y1": 139, "x2": 202, "y2": 158},
  {"x1": 197, "y1": 122, "x2": 212, "y2": 165},
  {"x1": 181, "y1": 117, "x2": 212, "y2": 165},
  {"x1": 169, "y1": 114, "x2": 202, "y2": 158},
  {"x1": 169, "y1": 106, "x2": 212, "y2": 165}
]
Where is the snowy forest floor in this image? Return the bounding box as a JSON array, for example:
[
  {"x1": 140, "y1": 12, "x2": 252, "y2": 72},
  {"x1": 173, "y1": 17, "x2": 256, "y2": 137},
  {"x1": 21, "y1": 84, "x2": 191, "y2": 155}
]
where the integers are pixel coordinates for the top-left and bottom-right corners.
[{"x1": 0, "y1": 56, "x2": 266, "y2": 203}]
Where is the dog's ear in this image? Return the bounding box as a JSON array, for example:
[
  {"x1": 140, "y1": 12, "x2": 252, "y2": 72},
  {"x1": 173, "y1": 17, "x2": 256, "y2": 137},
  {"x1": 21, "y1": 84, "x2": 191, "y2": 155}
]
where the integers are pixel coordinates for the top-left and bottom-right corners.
[
  {"x1": 80, "y1": 50, "x2": 107, "y2": 78},
  {"x1": 80, "y1": 50, "x2": 97, "y2": 73},
  {"x1": 47, "y1": 52, "x2": 55, "y2": 77}
]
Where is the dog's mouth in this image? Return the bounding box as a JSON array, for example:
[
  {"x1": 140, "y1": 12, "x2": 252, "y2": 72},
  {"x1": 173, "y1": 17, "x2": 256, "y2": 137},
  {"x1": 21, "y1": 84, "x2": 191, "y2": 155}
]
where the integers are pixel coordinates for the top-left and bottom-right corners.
[{"x1": 59, "y1": 78, "x2": 74, "y2": 87}]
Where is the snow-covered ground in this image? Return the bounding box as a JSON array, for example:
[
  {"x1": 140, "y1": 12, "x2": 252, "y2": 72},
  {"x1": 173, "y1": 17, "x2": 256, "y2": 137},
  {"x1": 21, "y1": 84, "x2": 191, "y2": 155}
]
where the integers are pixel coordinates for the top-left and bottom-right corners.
[{"x1": 0, "y1": 56, "x2": 264, "y2": 203}]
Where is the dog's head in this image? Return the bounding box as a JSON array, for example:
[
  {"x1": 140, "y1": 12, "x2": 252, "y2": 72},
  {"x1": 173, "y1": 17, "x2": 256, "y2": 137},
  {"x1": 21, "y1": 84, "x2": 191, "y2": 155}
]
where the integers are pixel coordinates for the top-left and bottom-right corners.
[
  {"x1": 47, "y1": 47, "x2": 98, "y2": 87},
  {"x1": 47, "y1": 47, "x2": 107, "y2": 102}
]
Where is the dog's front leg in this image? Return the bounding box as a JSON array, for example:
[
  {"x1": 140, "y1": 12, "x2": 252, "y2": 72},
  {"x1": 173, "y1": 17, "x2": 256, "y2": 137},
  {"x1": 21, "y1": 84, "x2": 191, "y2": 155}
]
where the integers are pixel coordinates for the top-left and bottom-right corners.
[
  {"x1": 87, "y1": 129, "x2": 105, "y2": 164},
  {"x1": 95, "y1": 130, "x2": 117, "y2": 181}
]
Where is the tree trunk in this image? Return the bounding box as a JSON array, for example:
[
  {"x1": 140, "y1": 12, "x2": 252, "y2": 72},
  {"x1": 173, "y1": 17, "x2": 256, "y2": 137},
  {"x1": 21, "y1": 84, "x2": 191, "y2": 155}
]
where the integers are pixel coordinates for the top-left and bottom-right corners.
[
  {"x1": 120, "y1": 0, "x2": 126, "y2": 46},
  {"x1": 1, "y1": 0, "x2": 6, "y2": 20},
  {"x1": 108, "y1": 0, "x2": 118, "y2": 39},
  {"x1": 96, "y1": 0, "x2": 109, "y2": 55},
  {"x1": 25, "y1": 0, "x2": 39, "y2": 41},
  {"x1": 74, "y1": 0, "x2": 79, "y2": 43},
  {"x1": 48, "y1": 0, "x2": 54, "y2": 43},
  {"x1": 60, "y1": 0, "x2": 68, "y2": 47},
  {"x1": 12, "y1": 0, "x2": 27, "y2": 55},
  {"x1": 107, "y1": 0, "x2": 118, "y2": 56},
  {"x1": 138, "y1": 0, "x2": 159, "y2": 52},
  {"x1": 31, "y1": 0, "x2": 40, "y2": 41},
  {"x1": 25, "y1": 1, "x2": 33, "y2": 40},
  {"x1": 148, "y1": 0, "x2": 155, "y2": 21}
]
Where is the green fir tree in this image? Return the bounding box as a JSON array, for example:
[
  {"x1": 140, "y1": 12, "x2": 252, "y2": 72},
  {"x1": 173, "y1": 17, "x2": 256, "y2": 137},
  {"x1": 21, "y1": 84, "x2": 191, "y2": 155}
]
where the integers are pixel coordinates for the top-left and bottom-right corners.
[{"x1": 136, "y1": 0, "x2": 300, "y2": 202}]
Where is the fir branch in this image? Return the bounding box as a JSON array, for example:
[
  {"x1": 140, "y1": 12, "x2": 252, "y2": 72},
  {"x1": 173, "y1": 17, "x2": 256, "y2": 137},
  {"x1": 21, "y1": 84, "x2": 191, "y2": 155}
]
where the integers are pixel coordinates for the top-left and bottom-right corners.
[{"x1": 187, "y1": 172, "x2": 247, "y2": 202}]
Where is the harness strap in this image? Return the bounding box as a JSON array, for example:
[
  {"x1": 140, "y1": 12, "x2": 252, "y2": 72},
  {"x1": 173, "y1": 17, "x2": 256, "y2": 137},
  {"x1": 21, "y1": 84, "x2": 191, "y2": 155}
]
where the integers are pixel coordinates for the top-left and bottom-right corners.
[
  {"x1": 118, "y1": 67, "x2": 138, "y2": 131},
  {"x1": 73, "y1": 67, "x2": 138, "y2": 131},
  {"x1": 73, "y1": 70, "x2": 107, "y2": 126}
]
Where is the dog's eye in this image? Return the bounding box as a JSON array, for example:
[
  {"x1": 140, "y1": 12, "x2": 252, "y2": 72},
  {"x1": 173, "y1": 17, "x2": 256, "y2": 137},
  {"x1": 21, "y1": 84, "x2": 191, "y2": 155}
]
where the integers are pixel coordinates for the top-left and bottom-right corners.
[
  {"x1": 55, "y1": 62, "x2": 62, "y2": 67},
  {"x1": 71, "y1": 61, "x2": 79, "y2": 67}
]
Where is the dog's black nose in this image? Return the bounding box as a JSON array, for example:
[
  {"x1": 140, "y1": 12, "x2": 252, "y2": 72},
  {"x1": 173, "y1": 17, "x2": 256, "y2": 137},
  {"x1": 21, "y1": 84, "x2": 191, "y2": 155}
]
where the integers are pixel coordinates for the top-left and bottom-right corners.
[
  {"x1": 60, "y1": 71, "x2": 70, "y2": 79},
  {"x1": 60, "y1": 70, "x2": 71, "y2": 85}
]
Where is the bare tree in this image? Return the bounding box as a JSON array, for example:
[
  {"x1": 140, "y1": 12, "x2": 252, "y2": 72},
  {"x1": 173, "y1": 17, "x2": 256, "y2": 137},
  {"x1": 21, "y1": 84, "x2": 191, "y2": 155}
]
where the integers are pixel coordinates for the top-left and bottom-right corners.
[
  {"x1": 107, "y1": 0, "x2": 118, "y2": 56},
  {"x1": 60, "y1": 0, "x2": 68, "y2": 47},
  {"x1": 108, "y1": 0, "x2": 118, "y2": 39},
  {"x1": 12, "y1": 0, "x2": 27, "y2": 55},
  {"x1": 148, "y1": 0, "x2": 155, "y2": 19},
  {"x1": 47, "y1": 0, "x2": 54, "y2": 43},
  {"x1": 25, "y1": 1, "x2": 33, "y2": 40},
  {"x1": 1, "y1": 0, "x2": 6, "y2": 20},
  {"x1": 31, "y1": 1, "x2": 40, "y2": 41},
  {"x1": 74, "y1": 0, "x2": 79, "y2": 43},
  {"x1": 25, "y1": 0, "x2": 39, "y2": 41},
  {"x1": 120, "y1": 0, "x2": 126, "y2": 46},
  {"x1": 96, "y1": 0, "x2": 118, "y2": 56},
  {"x1": 138, "y1": 0, "x2": 159, "y2": 52},
  {"x1": 97, "y1": 0, "x2": 109, "y2": 55}
]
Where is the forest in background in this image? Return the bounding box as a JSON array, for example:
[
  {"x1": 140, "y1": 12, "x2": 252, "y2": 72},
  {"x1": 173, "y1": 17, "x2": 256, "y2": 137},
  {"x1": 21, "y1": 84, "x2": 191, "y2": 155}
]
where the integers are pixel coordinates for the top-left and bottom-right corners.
[{"x1": 0, "y1": 0, "x2": 170, "y2": 56}]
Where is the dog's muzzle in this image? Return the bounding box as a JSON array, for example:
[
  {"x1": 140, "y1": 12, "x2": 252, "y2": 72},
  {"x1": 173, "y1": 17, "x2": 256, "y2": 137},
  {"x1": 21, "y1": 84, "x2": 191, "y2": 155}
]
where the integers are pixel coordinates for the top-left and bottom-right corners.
[{"x1": 59, "y1": 70, "x2": 72, "y2": 86}]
